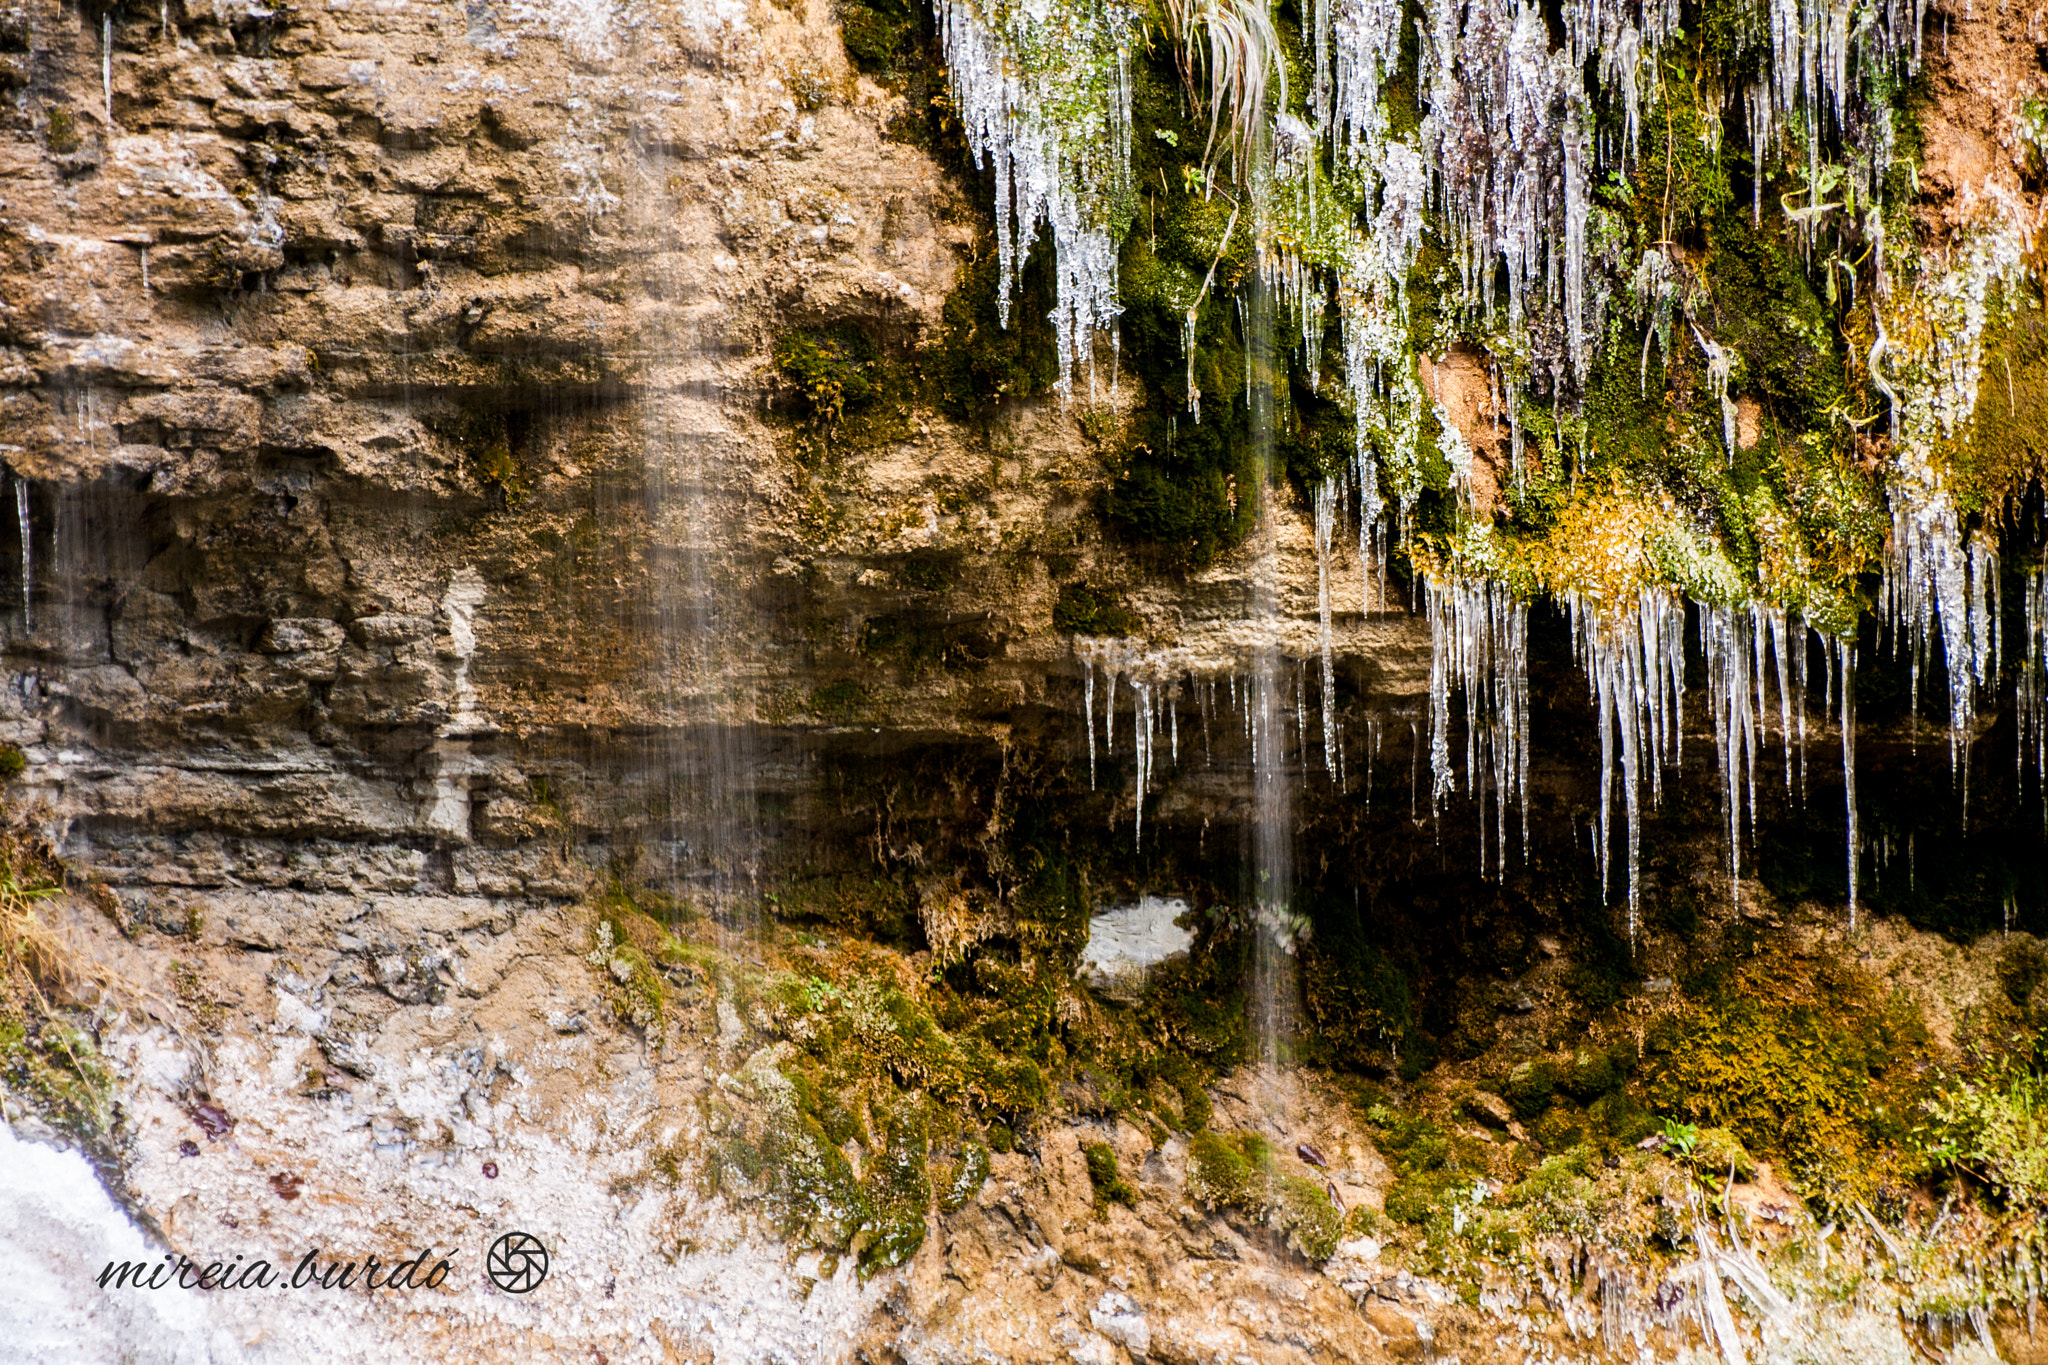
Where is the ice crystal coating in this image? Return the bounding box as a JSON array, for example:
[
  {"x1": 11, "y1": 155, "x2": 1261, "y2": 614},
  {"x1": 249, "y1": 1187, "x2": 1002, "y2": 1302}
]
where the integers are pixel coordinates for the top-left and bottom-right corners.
[
  {"x1": 1877, "y1": 216, "x2": 2028, "y2": 773},
  {"x1": 954, "y1": 0, "x2": 2029, "y2": 933}
]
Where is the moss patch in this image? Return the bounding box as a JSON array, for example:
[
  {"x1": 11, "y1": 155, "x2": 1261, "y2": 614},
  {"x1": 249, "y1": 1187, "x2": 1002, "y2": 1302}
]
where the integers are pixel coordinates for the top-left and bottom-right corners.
[
  {"x1": 1052, "y1": 582, "x2": 1141, "y2": 636},
  {"x1": 1638, "y1": 953, "x2": 1934, "y2": 1205}
]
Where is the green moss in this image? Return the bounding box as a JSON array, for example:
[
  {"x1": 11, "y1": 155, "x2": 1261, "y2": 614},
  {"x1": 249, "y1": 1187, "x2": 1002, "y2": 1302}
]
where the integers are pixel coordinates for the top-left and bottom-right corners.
[
  {"x1": 938, "y1": 1139, "x2": 991, "y2": 1212},
  {"x1": 586, "y1": 919, "x2": 666, "y2": 1032},
  {"x1": 1270, "y1": 1174, "x2": 1342, "y2": 1260},
  {"x1": 807, "y1": 679, "x2": 876, "y2": 722},
  {"x1": 856, "y1": 1104, "x2": 931, "y2": 1271},
  {"x1": 1690, "y1": 1125, "x2": 1758, "y2": 1182},
  {"x1": 764, "y1": 874, "x2": 918, "y2": 943},
  {"x1": 0, "y1": 746, "x2": 24, "y2": 782},
  {"x1": 776, "y1": 327, "x2": 881, "y2": 427},
  {"x1": 1631, "y1": 63, "x2": 1734, "y2": 237},
  {"x1": 44, "y1": 106, "x2": 79, "y2": 155},
  {"x1": 860, "y1": 608, "x2": 996, "y2": 675},
  {"x1": 1084, "y1": 1141, "x2": 1138, "y2": 1208},
  {"x1": 832, "y1": 0, "x2": 960, "y2": 152},
  {"x1": 1502, "y1": 1061, "x2": 1556, "y2": 1121},
  {"x1": 0, "y1": 1016, "x2": 112, "y2": 1134},
  {"x1": 1944, "y1": 283, "x2": 2048, "y2": 514},
  {"x1": 1383, "y1": 1170, "x2": 1461, "y2": 1226},
  {"x1": 896, "y1": 551, "x2": 960, "y2": 594},
  {"x1": 1301, "y1": 911, "x2": 1413, "y2": 1068},
  {"x1": 930, "y1": 236, "x2": 1061, "y2": 417},
  {"x1": 1186, "y1": 1129, "x2": 1339, "y2": 1260},
  {"x1": 1052, "y1": 582, "x2": 1141, "y2": 636},
  {"x1": 1639, "y1": 954, "x2": 1934, "y2": 1205},
  {"x1": 1186, "y1": 1130, "x2": 1255, "y2": 1207},
  {"x1": 1557, "y1": 1048, "x2": 1622, "y2": 1103},
  {"x1": 837, "y1": 0, "x2": 916, "y2": 74},
  {"x1": 1921, "y1": 1049, "x2": 2048, "y2": 1208}
]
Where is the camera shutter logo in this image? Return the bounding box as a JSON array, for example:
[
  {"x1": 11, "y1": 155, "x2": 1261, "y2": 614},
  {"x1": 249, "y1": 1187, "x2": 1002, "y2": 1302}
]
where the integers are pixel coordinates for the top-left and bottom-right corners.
[{"x1": 486, "y1": 1232, "x2": 550, "y2": 1293}]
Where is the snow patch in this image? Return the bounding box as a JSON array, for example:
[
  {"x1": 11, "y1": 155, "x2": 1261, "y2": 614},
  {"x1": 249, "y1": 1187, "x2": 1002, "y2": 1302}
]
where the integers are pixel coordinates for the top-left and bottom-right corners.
[{"x1": 1077, "y1": 896, "x2": 1193, "y2": 999}]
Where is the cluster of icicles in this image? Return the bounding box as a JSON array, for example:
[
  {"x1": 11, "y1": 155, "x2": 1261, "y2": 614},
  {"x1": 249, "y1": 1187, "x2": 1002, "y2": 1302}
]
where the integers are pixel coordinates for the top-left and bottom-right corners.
[
  {"x1": 1076, "y1": 549, "x2": 2048, "y2": 942},
  {"x1": 938, "y1": 0, "x2": 1919, "y2": 406},
  {"x1": 1554, "y1": 590, "x2": 1862, "y2": 943}
]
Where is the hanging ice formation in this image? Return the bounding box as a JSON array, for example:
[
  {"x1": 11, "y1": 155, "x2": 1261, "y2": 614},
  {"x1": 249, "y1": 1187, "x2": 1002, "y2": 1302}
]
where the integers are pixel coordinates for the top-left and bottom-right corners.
[
  {"x1": 1565, "y1": 592, "x2": 1687, "y2": 944},
  {"x1": 956, "y1": 0, "x2": 2021, "y2": 932},
  {"x1": 2022, "y1": 564, "x2": 2048, "y2": 821},
  {"x1": 937, "y1": 0, "x2": 1131, "y2": 401},
  {"x1": 1874, "y1": 218, "x2": 2028, "y2": 776},
  {"x1": 1422, "y1": 574, "x2": 1529, "y2": 877},
  {"x1": 14, "y1": 474, "x2": 29, "y2": 634},
  {"x1": 1073, "y1": 635, "x2": 1347, "y2": 849}
]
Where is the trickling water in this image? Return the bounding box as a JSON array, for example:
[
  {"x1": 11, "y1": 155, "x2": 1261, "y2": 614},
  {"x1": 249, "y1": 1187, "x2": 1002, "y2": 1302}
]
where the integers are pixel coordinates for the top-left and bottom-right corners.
[
  {"x1": 1311, "y1": 477, "x2": 1340, "y2": 781},
  {"x1": 1243, "y1": 269, "x2": 1296, "y2": 1083}
]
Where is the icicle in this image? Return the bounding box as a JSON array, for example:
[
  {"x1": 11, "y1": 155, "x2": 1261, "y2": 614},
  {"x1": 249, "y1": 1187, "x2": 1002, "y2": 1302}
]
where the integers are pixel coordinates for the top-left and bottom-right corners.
[
  {"x1": 1568, "y1": 591, "x2": 1687, "y2": 943},
  {"x1": 1295, "y1": 663, "x2": 1308, "y2": 766},
  {"x1": 1084, "y1": 656, "x2": 1097, "y2": 789},
  {"x1": 1133, "y1": 676, "x2": 1150, "y2": 851},
  {"x1": 1104, "y1": 660, "x2": 1116, "y2": 755},
  {"x1": 1313, "y1": 476, "x2": 1340, "y2": 780},
  {"x1": 15, "y1": 476, "x2": 30, "y2": 635},
  {"x1": 1424, "y1": 574, "x2": 1530, "y2": 876},
  {"x1": 1702, "y1": 604, "x2": 1761, "y2": 911},
  {"x1": 1840, "y1": 636, "x2": 1859, "y2": 930},
  {"x1": 1766, "y1": 608, "x2": 1793, "y2": 791},
  {"x1": 1172, "y1": 687, "x2": 1183, "y2": 768},
  {"x1": 936, "y1": 0, "x2": 1128, "y2": 401}
]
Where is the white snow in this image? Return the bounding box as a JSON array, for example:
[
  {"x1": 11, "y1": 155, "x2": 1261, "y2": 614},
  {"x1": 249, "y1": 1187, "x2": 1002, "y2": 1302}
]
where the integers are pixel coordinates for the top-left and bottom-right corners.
[
  {"x1": 0, "y1": 1124, "x2": 235, "y2": 1364},
  {"x1": 1077, "y1": 896, "x2": 1194, "y2": 998}
]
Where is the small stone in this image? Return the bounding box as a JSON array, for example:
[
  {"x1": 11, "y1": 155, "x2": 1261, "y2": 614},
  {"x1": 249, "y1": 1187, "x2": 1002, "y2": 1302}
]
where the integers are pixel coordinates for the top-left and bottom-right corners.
[
  {"x1": 187, "y1": 1102, "x2": 234, "y2": 1140},
  {"x1": 1465, "y1": 1091, "x2": 1514, "y2": 1131}
]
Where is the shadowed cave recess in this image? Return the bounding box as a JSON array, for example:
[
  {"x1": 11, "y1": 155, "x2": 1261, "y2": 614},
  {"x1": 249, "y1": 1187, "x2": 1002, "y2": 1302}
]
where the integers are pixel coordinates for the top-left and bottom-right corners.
[{"x1": 3, "y1": 0, "x2": 2048, "y2": 1358}]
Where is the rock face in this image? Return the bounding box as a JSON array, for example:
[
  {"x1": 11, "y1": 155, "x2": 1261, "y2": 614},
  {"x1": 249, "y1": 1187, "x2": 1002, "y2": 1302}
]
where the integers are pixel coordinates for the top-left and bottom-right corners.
[
  {"x1": 3, "y1": 0, "x2": 2046, "y2": 1362},
  {"x1": 0, "y1": 0, "x2": 1424, "y2": 916},
  {"x1": 0, "y1": 0, "x2": 1433, "y2": 1359}
]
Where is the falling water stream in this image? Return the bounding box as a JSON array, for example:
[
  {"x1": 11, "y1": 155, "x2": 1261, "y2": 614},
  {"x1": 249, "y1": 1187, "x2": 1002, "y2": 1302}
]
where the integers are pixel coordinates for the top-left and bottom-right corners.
[{"x1": 1243, "y1": 273, "x2": 1296, "y2": 1094}]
